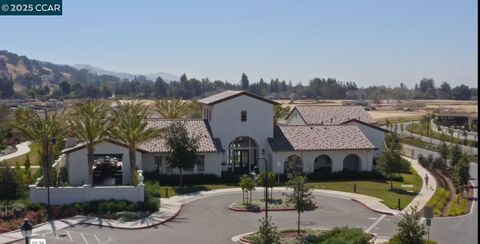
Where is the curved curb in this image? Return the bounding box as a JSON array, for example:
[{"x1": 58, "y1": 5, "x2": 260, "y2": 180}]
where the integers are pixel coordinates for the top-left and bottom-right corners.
[
  {"x1": 77, "y1": 204, "x2": 184, "y2": 230},
  {"x1": 350, "y1": 199, "x2": 395, "y2": 216}
]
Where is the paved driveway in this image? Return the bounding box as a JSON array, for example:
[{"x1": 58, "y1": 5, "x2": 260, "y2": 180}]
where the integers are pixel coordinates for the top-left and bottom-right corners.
[{"x1": 15, "y1": 192, "x2": 388, "y2": 244}]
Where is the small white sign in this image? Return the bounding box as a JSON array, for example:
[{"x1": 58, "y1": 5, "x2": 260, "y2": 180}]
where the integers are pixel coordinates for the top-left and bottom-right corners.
[{"x1": 30, "y1": 239, "x2": 47, "y2": 244}]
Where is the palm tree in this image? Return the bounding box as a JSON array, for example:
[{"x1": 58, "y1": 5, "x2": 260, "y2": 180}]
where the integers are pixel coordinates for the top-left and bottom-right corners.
[
  {"x1": 68, "y1": 100, "x2": 110, "y2": 185},
  {"x1": 11, "y1": 108, "x2": 68, "y2": 186},
  {"x1": 110, "y1": 101, "x2": 160, "y2": 184},
  {"x1": 154, "y1": 99, "x2": 193, "y2": 119}
]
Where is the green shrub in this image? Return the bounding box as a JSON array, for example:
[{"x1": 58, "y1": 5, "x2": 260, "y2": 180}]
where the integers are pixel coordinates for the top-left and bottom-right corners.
[
  {"x1": 426, "y1": 187, "x2": 450, "y2": 216},
  {"x1": 302, "y1": 227, "x2": 370, "y2": 244},
  {"x1": 145, "y1": 181, "x2": 161, "y2": 198}
]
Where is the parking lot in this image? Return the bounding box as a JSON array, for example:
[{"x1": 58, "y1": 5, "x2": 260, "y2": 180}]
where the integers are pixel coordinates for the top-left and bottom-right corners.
[{"x1": 29, "y1": 229, "x2": 116, "y2": 244}]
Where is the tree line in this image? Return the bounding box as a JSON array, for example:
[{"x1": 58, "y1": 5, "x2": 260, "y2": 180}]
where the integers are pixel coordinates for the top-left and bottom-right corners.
[{"x1": 0, "y1": 71, "x2": 477, "y2": 101}]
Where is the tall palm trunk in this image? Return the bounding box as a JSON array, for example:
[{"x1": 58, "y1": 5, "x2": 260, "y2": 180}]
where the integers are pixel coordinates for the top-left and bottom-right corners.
[
  {"x1": 87, "y1": 146, "x2": 95, "y2": 185},
  {"x1": 130, "y1": 149, "x2": 136, "y2": 185}
]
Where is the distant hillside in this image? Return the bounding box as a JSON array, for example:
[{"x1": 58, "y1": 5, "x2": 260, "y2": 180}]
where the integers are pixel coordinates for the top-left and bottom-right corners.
[
  {"x1": 0, "y1": 50, "x2": 80, "y2": 91},
  {"x1": 72, "y1": 64, "x2": 179, "y2": 81},
  {"x1": 0, "y1": 50, "x2": 179, "y2": 92}
]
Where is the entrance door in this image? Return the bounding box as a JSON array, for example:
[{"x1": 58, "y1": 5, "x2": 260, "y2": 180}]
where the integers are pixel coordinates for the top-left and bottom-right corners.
[{"x1": 233, "y1": 150, "x2": 249, "y2": 174}]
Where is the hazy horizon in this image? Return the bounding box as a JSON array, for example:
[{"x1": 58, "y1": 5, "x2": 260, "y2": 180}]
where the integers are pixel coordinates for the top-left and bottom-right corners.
[{"x1": 1, "y1": 0, "x2": 477, "y2": 88}]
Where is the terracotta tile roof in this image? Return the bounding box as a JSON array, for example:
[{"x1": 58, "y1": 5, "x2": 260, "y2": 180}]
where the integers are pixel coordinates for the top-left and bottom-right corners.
[
  {"x1": 268, "y1": 125, "x2": 375, "y2": 151},
  {"x1": 197, "y1": 90, "x2": 279, "y2": 105},
  {"x1": 292, "y1": 105, "x2": 375, "y2": 125},
  {"x1": 139, "y1": 119, "x2": 223, "y2": 153}
]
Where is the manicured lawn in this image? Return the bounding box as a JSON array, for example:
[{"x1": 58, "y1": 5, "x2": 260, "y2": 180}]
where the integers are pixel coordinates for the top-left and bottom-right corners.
[
  {"x1": 4, "y1": 143, "x2": 41, "y2": 166},
  {"x1": 306, "y1": 168, "x2": 422, "y2": 209}
]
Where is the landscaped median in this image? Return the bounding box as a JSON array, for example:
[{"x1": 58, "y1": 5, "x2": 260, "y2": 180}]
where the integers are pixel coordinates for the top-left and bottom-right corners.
[
  {"x1": 235, "y1": 227, "x2": 375, "y2": 244},
  {"x1": 228, "y1": 198, "x2": 317, "y2": 212}
]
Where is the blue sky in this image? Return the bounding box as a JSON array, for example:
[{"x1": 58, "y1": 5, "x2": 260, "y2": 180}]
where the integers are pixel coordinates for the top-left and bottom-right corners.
[{"x1": 0, "y1": 0, "x2": 477, "y2": 87}]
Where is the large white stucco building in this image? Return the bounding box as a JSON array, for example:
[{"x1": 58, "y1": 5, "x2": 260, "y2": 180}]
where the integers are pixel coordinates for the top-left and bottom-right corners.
[{"x1": 62, "y1": 90, "x2": 388, "y2": 187}]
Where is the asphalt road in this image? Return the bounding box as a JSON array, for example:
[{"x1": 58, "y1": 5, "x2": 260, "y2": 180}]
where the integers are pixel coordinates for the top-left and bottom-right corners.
[{"x1": 18, "y1": 192, "x2": 389, "y2": 244}]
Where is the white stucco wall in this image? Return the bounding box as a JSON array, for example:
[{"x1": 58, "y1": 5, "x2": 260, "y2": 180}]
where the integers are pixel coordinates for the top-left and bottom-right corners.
[
  {"x1": 285, "y1": 109, "x2": 306, "y2": 125},
  {"x1": 207, "y1": 95, "x2": 274, "y2": 165},
  {"x1": 142, "y1": 152, "x2": 221, "y2": 176},
  {"x1": 66, "y1": 142, "x2": 142, "y2": 186},
  {"x1": 29, "y1": 185, "x2": 144, "y2": 205},
  {"x1": 344, "y1": 121, "x2": 385, "y2": 158},
  {"x1": 269, "y1": 149, "x2": 374, "y2": 174}
]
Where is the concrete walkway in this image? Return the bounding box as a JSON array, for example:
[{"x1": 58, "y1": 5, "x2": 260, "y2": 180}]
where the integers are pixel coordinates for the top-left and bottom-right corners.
[
  {"x1": 401, "y1": 157, "x2": 437, "y2": 214},
  {"x1": 0, "y1": 141, "x2": 31, "y2": 162}
]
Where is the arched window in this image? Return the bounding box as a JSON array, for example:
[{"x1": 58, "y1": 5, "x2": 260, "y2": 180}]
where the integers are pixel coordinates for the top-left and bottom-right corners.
[
  {"x1": 314, "y1": 155, "x2": 332, "y2": 174},
  {"x1": 343, "y1": 154, "x2": 361, "y2": 172},
  {"x1": 228, "y1": 136, "x2": 257, "y2": 174}
]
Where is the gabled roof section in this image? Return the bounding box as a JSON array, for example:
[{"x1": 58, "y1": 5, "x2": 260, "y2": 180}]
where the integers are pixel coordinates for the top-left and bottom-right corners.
[
  {"x1": 197, "y1": 90, "x2": 279, "y2": 106},
  {"x1": 140, "y1": 119, "x2": 224, "y2": 153},
  {"x1": 287, "y1": 105, "x2": 375, "y2": 125},
  {"x1": 268, "y1": 125, "x2": 375, "y2": 152},
  {"x1": 341, "y1": 119, "x2": 390, "y2": 133}
]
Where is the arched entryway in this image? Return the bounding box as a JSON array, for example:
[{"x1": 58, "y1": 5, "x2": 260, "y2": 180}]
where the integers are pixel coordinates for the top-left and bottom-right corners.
[
  {"x1": 314, "y1": 155, "x2": 332, "y2": 174},
  {"x1": 284, "y1": 155, "x2": 303, "y2": 175},
  {"x1": 343, "y1": 154, "x2": 361, "y2": 172},
  {"x1": 228, "y1": 136, "x2": 258, "y2": 174}
]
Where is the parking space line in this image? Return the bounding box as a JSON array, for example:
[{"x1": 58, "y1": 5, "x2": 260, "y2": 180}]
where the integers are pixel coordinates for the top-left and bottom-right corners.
[
  {"x1": 66, "y1": 231, "x2": 74, "y2": 242},
  {"x1": 366, "y1": 214, "x2": 386, "y2": 233},
  {"x1": 94, "y1": 234, "x2": 101, "y2": 243},
  {"x1": 80, "y1": 233, "x2": 89, "y2": 243}
]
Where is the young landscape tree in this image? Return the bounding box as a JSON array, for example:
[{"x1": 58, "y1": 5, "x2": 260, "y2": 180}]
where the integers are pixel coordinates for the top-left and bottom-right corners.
[
  {"x1": 164, "y1": 122, "x2": 199, "y2": 188},
  {"x1": 377, "y1": 133, "x2": 403, "y2": 190},
  {"x1": 257, "y1": 171, "x2": 276, "y2": 200},
  {"x1": 249, "y1": 217, "x2": 280, "y2": 244},
  {"x1": 454, "y1": 158, "x2": 470, "y2": 197},
  {"x1": 449, "y1": 144, "x2": 462, "y2": 168},
  {"x1": 288, "y1": 176, "x2": 314, "y2": 236},
  {"x1": 239, "y1": 175, "x2": 255, "y2": 204},
  {"x1": 438, "y1": 142, "x2": 449, "y2": 167},
  {"x1": 110, "y1": 101, "x2": 160, "y2": 184},
  {"x1": 389, "y1": 205, "x2": 426, "y2": 244},
  {"x1": 68, "y1": 100, "x2": 110, "y2": 185}
]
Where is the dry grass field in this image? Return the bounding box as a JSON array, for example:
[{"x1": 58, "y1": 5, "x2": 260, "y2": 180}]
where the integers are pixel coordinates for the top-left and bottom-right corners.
[
  {"x1": 68, "y1": 98, "x2": 475, "y2": 124},
  {"x1": 274, "y1": 99, "x2": 477, "y2": 123}
]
